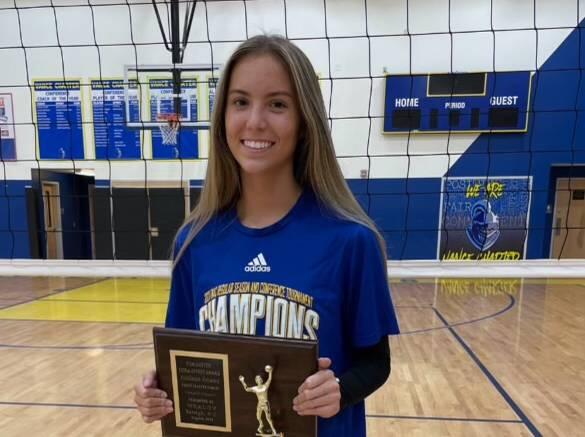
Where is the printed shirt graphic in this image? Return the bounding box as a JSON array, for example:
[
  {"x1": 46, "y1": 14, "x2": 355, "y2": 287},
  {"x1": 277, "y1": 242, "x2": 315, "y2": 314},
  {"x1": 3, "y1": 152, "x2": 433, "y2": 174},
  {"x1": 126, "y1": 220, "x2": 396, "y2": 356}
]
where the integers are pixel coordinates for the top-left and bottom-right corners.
[{"x1": 166, "y1": 191, "x2": 400, "y2": 437}]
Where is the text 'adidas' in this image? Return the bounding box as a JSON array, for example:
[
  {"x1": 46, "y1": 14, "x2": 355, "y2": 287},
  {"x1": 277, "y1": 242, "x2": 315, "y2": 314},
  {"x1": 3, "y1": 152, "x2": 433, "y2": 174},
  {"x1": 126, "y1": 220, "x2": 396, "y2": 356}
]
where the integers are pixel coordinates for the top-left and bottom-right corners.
[{"x1": 245, "y1": 253, "x2": 271, "y2": 273}]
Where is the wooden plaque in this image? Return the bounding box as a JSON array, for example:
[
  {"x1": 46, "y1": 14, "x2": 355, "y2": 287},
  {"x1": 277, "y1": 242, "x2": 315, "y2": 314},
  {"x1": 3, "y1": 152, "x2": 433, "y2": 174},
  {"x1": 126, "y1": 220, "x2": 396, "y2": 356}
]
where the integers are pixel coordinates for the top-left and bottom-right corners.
[{"x1": 153, "y1": 327, "x2": 318, "y2": 437}]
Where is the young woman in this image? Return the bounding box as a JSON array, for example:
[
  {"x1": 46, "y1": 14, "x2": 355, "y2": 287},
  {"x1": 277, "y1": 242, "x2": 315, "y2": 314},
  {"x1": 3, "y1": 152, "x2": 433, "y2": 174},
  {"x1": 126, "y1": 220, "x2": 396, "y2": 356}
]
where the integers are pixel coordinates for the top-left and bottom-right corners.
[{"x1": 134, "y1": 34, "x2": 400, "y2": 437}]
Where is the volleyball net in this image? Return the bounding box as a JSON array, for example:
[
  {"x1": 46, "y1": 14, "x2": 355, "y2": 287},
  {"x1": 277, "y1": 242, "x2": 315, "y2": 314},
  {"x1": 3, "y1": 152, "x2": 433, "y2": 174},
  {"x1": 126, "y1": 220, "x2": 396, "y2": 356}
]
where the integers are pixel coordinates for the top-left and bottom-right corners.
[{"x1": 0, "y1": 0, "x2": 584, "y2": 277}]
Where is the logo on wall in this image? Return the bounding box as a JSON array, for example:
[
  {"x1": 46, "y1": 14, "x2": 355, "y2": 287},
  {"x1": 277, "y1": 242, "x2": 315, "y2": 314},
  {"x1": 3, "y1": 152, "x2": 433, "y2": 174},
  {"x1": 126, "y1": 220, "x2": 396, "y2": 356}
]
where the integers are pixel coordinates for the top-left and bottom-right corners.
[
  {"x1": 439, "y1": 177, "x2": 531, "y2": 261},
  {"x1": 466, "y1": 199, "x2": 501, "y2": 251}
]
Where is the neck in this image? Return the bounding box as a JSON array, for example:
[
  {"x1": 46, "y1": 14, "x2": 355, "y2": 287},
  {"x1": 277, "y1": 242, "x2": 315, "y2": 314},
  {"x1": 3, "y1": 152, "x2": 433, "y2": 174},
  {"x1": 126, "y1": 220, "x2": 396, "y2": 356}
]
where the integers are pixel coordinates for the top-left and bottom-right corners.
[{"x1": 238, "y1": 170, "x2": 302, "y2": 228}]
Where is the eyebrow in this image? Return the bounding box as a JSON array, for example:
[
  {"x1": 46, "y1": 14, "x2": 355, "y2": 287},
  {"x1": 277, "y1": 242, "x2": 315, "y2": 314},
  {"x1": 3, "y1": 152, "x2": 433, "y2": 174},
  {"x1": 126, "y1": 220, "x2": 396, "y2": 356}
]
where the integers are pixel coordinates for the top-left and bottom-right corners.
[{"x1": 228, "y1": 89, "x2": 293, "y2": 98}]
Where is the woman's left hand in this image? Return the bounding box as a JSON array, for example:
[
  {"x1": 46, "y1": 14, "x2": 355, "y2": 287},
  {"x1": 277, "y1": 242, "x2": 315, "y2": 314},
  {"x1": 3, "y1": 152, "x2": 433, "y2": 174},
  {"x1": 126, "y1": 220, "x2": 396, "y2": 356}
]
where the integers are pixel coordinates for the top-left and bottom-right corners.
[{"x1": 292, "y1": 357, "x2": 341, "y2": 418}]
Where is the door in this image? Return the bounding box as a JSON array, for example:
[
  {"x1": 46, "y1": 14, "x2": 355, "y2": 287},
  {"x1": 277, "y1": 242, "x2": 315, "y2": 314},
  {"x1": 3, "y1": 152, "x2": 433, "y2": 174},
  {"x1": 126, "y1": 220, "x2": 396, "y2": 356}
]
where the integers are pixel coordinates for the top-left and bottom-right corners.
[
  {"x1": 149, "y1": 188, "x2": 186, "y2": 259},
  {"x1": 41, "y1": 181, "x2": 63, "y2": 259},
  {"x1": 551, "y1": 178, "x2": 585, "y2": 258},
  {"x1": 112, "y1": 188, "x2": 149, "y2": 260}
]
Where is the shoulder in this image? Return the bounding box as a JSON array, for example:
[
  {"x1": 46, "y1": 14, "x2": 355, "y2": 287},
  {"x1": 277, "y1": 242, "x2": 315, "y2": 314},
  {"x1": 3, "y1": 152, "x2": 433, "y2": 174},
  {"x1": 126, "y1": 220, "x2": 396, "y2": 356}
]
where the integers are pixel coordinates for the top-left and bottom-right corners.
[
  {"x1": 338, "y1": 221, "x2": 381, "y2": 255},
  {"x1": 303, "y1": 194, "x2": 382, "y2": 250},
  {"x1": 174, "y1": 212, "x2": 235, "y2": 256}
]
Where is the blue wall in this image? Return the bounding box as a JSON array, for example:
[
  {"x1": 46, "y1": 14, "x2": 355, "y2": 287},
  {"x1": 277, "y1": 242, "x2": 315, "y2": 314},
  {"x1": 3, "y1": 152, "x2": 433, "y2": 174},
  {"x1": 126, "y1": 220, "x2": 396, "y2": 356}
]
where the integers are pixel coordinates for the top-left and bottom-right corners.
[
  {"x1": 0, "y1": 180, "x2": 30, "y2": 258},
  {"x1": 448, "y1": 20, "x2": 585, "y2": 259},
  {"x1": 348, "y1": 20, "x2": 585, "y2": 260}
]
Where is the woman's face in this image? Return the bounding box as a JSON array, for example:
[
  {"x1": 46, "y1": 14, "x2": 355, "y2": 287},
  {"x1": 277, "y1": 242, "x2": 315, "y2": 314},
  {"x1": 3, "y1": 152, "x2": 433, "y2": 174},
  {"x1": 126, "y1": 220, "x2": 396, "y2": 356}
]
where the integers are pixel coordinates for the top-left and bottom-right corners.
[{"x1": 225, "y1": 53, "x2": 301, "y2": 179}]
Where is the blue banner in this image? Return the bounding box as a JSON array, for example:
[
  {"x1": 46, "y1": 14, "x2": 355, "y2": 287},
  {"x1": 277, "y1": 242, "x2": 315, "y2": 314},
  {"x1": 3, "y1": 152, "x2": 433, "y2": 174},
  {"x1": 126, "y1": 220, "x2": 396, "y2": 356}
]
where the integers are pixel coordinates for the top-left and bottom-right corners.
[
  {"x1": 149, "y1": 78, "x2": 199, "y2": 160},
  {"x1": 91, "y1": 79, "x2": 141, "y2": 160},
  {"x1": 0, "y1": 93, "x2": 16, "y2": 160},
  {"x1": 439, "y1": 177, "x2": 531, "y2": 260},
  {"x1": 34, "y1": 80, "x2": 85, "y2": 159}
]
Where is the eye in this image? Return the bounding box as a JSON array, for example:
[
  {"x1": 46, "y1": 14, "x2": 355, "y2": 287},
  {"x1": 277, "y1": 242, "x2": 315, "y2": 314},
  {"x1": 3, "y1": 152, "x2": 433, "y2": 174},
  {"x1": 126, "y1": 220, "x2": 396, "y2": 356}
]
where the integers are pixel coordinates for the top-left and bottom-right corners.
[
  {"x1": 270, "y1": 100, "x2": 287, "y2": 110},
  {"x1": 232, "y1": 97, "x2": 248, "y2": 107}
]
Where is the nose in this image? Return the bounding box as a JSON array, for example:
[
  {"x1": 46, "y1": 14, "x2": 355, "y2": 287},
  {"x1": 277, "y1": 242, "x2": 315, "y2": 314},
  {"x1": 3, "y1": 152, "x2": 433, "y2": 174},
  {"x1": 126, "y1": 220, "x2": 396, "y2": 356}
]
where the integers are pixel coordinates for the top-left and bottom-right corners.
[{"x1": 245, "y1": 103, "x2": 267, "y2": 131}]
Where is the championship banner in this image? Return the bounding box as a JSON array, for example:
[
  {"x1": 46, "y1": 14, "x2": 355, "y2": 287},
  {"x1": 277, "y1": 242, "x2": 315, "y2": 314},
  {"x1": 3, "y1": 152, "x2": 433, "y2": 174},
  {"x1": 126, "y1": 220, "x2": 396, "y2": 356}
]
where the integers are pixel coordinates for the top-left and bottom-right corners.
[
  {"x1": 439, "y1": 176, "x2": 532, "y2": 261},
  {"x1": 91, "y1": 79, "x2": 141, "y2": 160},
  {"x1": 0, "y1": 93, "x2": 16, "y2": 160},
  {"x1": 149, "y1": 78, "x2": 199, "y2": 159},
  {"x1": 33, "y1": 80, "x2": 85, "y2": 159}
]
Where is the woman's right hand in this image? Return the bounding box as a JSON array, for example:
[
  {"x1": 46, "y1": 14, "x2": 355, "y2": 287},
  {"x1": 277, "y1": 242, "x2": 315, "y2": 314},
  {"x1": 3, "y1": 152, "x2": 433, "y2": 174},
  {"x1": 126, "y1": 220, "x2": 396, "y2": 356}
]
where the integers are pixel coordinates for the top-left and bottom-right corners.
[{"x1": 134, "y1": 370, "x2": 174, "y2": 423}]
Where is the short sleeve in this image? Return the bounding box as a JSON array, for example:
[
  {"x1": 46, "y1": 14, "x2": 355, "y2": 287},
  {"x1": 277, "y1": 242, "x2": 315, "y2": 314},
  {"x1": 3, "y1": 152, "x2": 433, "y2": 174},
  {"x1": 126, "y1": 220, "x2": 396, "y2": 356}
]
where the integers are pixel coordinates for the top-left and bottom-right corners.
[
  {"x1": 165, "y1": 228, "x2": 197, "y2": 330},
  {"x1": 344, "y1": 226, "x2": 400, "y2": 348}
]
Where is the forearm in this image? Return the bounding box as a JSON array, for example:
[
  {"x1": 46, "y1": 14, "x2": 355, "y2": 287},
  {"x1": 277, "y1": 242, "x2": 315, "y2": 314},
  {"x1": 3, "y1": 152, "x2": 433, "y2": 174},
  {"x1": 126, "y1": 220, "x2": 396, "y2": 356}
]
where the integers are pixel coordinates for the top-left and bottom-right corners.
[{"x1": 338, "y1": 336, "x2": 391, "y2": 409}]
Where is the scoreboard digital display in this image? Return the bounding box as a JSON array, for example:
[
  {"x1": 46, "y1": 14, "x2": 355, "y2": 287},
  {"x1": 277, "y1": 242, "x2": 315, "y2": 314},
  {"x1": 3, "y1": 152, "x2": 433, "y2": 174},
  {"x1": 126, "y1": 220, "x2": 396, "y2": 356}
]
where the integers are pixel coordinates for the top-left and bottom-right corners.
[{"x1": 384, "y1": 72, "x2": 533, "y2": 134}]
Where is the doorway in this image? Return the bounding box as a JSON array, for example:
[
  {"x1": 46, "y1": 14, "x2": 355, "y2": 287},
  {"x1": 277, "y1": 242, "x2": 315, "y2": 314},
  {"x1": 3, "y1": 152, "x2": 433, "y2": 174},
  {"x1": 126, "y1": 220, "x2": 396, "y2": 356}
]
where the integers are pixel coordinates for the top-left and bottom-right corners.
[
  {"x1": 41, "y1": 181, "x2": 63, "y2": 259},
  {"x1": 106, "y1": 183, "x2": 188, "y2": 260},
  {"x1": 550, "y1": 177, "x2": 585, "y2": 258}
]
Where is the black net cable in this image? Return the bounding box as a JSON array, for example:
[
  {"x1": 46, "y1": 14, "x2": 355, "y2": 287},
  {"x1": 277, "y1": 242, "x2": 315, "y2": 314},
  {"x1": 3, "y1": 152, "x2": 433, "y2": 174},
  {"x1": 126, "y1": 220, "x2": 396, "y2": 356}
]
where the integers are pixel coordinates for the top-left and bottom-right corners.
[
  {"x1": 12, "y1": 0, "x2": 41, "y2": 260},
  {"x1": 400, "y1": 0, "x2": 413, "y2": 260},
  {"x1": 124, "y1": 0, "x2": 149, "y2": 260},
  {"x1": 558, "y1": 0, "x2": 583, "y2": 258},
  {"x1": 86, "y1": 0, "x2": 115, "y2": 260},
  {"x1": 363, "y1": 0, "x2": 373, "y2": 224},
  {"x1": 523, "y1": 0, "x2": 540, "y2": 259},
  {"x1": 439, "y1": 0, "x2": 454, "y2": 260},
  {"x1": 482, "y1": 0, "x2": 495, "y2": 254},
  {"x1": 282, "y1": 0, "x2": 289, "y2": 39},
  {"x1": 322, "y1": 0, "x2": 333, "y2": 137},
  {"x1": 47, "y1": 0, "x2": 78, "y2": 257},
  {"x1": 243, "y1": 0, "x2": 249, "y2": 40}
]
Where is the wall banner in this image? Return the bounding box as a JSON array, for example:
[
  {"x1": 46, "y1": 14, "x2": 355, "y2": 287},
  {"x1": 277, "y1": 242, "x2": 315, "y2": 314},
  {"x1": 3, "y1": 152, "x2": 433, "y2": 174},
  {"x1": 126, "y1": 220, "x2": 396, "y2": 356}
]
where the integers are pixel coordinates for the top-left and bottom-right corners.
[
  {"x1": 34, "y1": 80, "x2": 85, "y2": 159},
  {"x1": 0, "y1": 93, "x2": 16, "y2": 160},
  {"x1": 91, "y1": 79, "x2": 141, "y2": 160},
  {"x1": 439, "y1": 176, "x2": 532, "y2": 261}
]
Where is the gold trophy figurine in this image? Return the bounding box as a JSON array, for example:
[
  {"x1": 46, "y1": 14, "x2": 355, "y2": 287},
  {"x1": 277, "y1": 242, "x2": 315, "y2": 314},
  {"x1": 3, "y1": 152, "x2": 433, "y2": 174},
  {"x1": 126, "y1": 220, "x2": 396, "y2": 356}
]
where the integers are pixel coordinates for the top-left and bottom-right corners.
[{"x1": 239, "y1": 365, "x2": 283, "y2": 437}]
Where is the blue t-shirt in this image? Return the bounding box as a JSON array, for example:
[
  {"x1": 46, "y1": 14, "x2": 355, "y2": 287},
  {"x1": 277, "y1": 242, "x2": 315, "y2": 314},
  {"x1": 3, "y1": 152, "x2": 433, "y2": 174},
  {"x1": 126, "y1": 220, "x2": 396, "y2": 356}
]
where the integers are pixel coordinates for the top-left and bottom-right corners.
[{"x1": 166, "y1": 190, "x2": 400, "y2": 437}]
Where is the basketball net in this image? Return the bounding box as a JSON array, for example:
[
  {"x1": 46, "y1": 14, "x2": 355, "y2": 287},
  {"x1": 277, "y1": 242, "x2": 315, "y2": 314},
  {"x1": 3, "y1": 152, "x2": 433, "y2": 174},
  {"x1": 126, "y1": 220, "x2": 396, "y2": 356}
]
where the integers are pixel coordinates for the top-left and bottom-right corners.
[{"x1": 157, "y1": 113, "x2": 180, "y2": 145}]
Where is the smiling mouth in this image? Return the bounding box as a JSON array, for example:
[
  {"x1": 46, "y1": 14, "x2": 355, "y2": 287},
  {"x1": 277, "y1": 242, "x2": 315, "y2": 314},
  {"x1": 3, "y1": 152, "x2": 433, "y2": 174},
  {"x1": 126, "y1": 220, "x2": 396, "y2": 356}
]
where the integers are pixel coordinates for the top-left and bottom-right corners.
[{"x1": 241, "y1": 140, "x2": 275, "y2": 150}]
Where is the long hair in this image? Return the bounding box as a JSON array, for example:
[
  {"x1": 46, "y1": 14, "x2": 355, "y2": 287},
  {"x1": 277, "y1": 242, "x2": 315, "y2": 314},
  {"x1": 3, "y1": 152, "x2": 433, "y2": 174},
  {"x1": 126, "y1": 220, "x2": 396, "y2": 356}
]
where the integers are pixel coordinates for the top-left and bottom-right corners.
[{"x1": 173, "y1": 35, "x2": 387, "y2": 265}]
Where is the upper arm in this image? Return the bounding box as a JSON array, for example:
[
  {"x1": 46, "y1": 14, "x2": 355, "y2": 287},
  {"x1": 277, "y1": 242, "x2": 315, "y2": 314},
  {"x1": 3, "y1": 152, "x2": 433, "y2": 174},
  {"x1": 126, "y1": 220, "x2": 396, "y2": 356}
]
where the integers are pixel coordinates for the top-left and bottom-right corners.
[{"x1": 344, "y1": 226, "x2": 400, "y2": 348}]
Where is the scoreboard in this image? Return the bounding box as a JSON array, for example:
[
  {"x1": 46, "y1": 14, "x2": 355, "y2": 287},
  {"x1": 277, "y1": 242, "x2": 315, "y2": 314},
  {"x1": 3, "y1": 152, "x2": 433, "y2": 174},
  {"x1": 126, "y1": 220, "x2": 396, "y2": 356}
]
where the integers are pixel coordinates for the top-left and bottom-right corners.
[{"x1": 384, "y1": 72, "x2": 533, "y2": 134}]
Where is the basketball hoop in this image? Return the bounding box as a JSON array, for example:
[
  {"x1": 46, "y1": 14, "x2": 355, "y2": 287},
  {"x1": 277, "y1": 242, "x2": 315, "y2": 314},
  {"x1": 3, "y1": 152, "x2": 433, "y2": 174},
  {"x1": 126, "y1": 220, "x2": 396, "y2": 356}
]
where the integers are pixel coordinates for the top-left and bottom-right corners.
[{"x1": 157, "y1": 113, "x2": 181, "y2": 145}]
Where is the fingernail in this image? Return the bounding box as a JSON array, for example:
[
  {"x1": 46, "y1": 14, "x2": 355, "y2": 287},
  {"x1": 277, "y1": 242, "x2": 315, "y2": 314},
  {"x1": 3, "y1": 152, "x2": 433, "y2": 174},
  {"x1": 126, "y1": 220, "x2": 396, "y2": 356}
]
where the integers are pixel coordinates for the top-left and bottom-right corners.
[{"x1": 165, "y1": 400, "x2": 173, "y2": 407}]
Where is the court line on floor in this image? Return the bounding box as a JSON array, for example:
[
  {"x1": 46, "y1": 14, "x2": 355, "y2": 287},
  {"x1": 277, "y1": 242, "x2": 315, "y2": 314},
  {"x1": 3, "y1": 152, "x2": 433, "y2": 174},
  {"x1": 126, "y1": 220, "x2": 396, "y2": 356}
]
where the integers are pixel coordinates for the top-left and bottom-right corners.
[
  {"x1": 433, "y1": 307, "x2": 542, "y2": 437},
  {"x1": 0, "y1": 317, "x2": 162, "y2": 326},
  {"x1": 366, "y1": 413, "x2": 522, "y2": 423},
  {"x1": 402, "y1": 294, "x2": 515, "y2": 335},
  {"x1": 40, "y1": 298, "x2": 169, "y2": 305},
  {"x1": 0, "y1": 400, "x2": 134, "y2": 410},
  {"x1": 0, "y1": 342, "x2": 153, "y2": 350},
  {"x1": 0, "y1": 296, "x2": 514, "y2": 350},
  {"x1": 0, "y1": 278, "x2": 108, "y2": 312},
  {"x1": 0, "y1": 400, "x2": 523, "y2": 425}
]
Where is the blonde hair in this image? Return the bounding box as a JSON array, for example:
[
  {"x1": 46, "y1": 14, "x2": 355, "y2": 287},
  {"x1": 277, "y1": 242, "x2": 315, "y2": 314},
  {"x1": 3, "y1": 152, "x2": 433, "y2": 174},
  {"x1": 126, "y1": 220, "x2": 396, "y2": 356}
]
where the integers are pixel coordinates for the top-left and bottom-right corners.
[{"x1": 173, "y1": 35, "x2": 387, "y2": 265}]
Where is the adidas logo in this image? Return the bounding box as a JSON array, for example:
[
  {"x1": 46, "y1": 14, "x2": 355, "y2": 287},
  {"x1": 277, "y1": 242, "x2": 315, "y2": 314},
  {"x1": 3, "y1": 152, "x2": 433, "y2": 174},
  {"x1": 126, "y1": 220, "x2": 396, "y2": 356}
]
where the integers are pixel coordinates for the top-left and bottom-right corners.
[{"x1": 245, "y1": 253, "x2": 271, "y2": 273}]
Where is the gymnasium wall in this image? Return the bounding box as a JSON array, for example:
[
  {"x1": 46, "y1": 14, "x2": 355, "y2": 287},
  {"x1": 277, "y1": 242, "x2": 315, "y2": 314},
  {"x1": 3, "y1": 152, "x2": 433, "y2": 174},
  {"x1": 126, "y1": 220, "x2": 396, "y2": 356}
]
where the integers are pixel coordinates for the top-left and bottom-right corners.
[{"x1": 0, "y1": 0, "x2": 584, "y2": 260}]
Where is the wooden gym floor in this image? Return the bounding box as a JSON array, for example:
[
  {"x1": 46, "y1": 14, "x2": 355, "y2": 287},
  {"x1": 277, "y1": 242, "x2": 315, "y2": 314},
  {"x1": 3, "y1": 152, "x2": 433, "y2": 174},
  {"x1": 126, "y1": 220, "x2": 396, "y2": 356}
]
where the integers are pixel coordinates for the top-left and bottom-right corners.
[{"x1": 0, "y1": 276, "x2": 583, "y2": 436}]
